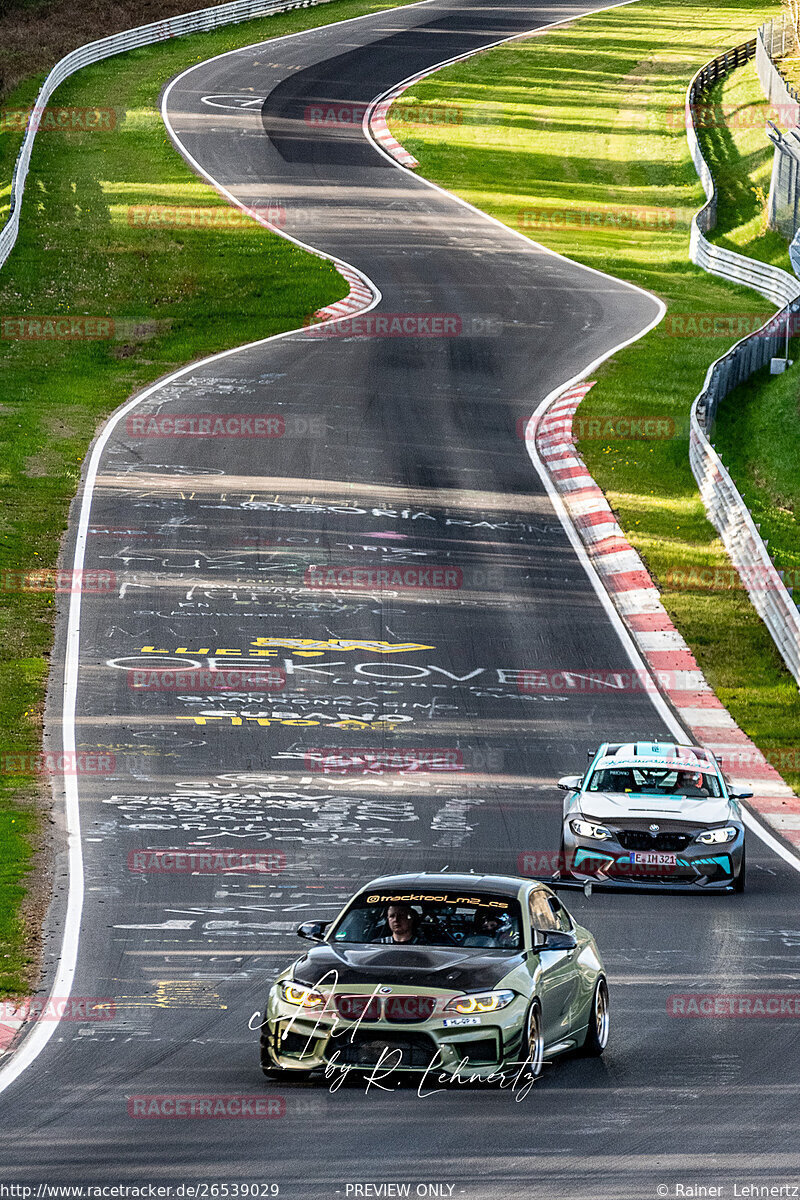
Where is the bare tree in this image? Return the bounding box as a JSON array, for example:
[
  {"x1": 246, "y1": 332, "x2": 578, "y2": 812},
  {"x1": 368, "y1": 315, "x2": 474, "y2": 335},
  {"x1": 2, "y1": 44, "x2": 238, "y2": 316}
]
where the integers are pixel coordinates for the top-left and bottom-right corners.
[{"x1": 784, "y1": 0, "x2": 800, "y2": 48}]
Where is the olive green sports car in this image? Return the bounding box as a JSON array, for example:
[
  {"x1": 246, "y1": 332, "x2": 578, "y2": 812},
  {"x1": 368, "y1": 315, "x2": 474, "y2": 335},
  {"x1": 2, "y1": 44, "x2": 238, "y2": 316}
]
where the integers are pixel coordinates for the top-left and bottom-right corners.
[{"x1": 259, "y1": 872, "x2": 609, "y2": 1084}]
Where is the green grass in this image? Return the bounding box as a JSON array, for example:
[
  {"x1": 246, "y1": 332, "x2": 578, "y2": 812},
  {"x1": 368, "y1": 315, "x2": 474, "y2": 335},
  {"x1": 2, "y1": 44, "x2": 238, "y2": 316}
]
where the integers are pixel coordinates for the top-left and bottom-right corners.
[
  {"x1": 714, "y1": 361, "x2": 800, "y2": 591},
  {"x1": 0, "y1": 0, "x2": 419, "y2": 997},
  {"x1": 388, "y1": 0, "x2": 800, "y2": 791},
  {"x1": 771, "y1": 38, "x2": 800, "y2": 90},
  {"x1": 700, "y1": 58, "x2": 788, "y2": 265},
  {"x1": 0, "y1": 800, "x2": 38, "y2": 996}
]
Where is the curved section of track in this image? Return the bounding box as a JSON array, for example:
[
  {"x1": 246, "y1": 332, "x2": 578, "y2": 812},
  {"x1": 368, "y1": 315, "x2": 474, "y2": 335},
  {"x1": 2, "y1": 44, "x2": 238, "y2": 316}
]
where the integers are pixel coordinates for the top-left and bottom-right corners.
[{"x1": 1, "y1": 1, "x2": 799, "y2": 1195}]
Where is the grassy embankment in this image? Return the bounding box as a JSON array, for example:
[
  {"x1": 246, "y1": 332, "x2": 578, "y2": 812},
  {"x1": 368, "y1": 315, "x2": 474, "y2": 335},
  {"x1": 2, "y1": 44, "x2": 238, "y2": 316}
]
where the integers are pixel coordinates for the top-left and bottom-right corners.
[{"x1": 387, "y1": 0, "x2": 800, "y2": 789}]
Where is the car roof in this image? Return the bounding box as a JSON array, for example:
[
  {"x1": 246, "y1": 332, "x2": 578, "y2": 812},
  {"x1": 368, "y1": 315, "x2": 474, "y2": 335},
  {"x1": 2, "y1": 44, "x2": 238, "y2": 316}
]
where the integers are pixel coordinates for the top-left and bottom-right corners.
[
  {"x1": 354, "y1": 872, "x2": 535, "y2": 899},
  {"x1": 594, "y1": 741, "x2": 719, "y2": 771}
]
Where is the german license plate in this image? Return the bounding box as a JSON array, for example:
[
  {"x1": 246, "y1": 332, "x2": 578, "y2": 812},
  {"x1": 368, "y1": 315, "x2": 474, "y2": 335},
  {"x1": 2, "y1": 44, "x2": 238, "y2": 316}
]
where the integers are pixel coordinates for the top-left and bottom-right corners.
[{"x1": 631, "y1": 851, "x2": 677, "y2": 866}]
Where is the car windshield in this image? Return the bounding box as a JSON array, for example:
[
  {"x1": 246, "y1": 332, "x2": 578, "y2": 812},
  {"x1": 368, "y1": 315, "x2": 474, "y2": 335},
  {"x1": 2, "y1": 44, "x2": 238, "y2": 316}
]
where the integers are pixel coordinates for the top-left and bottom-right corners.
[
  {"x1": 586, "y1": 765, "x2": 721, "y2": 797},
  {"x1": 329, "y1": 889, "x2": 523, "y2": 951}
]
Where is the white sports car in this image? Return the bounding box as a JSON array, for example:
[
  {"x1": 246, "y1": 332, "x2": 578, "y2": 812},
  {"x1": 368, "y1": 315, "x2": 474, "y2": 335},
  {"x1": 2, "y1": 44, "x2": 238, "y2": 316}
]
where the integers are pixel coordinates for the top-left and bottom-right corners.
[{"x1": 557, "y1": 741, "x2": 750, "y2": 891}]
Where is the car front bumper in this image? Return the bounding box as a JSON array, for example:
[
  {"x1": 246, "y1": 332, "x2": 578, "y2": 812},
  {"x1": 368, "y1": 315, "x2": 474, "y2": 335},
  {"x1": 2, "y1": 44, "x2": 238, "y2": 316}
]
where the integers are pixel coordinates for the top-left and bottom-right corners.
[
  {"x1": 560, "y1": 824, "x2": 745, "y2": 890},
  {"x1": 263, "y1": 988, "x2": 534, "y2": 1079}
]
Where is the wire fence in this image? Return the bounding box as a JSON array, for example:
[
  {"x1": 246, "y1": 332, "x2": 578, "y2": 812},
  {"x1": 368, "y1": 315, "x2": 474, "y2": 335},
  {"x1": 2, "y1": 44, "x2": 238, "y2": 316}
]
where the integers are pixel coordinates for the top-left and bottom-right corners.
[
  {"x1": 756, "y1": 16, "x2": 800, "y2": 239},
  {"x1": 686, "y1": 44, "x2": 800, "y2": 686},
  {"x1": 760, "y1": 14, "x2": 800, "y2": 82}
]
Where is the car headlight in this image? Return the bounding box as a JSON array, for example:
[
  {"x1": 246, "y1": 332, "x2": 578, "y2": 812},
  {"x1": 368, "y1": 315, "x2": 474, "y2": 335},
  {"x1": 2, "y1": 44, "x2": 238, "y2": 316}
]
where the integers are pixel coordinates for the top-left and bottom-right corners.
[
  {"x1": 277, "y1": 980, "x2": 326, "y2": 1008},
  {"x1": 444, "y1": 990, "x2": 516, "y2": 1014},
  {"x1": 695, "y1": 825, "x2": 738, "y2": 845},
  {"x1": 570, "y1": 818, "x2": 612, "y2": 841}
]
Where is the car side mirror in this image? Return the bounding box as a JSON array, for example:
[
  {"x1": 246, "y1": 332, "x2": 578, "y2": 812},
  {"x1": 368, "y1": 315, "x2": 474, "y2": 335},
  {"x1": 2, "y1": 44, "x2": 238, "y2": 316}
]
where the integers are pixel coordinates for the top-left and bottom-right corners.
[
  {"x1": 540, "y1": 930, "x2": 577, "y2": 952},
  {"x1": 297, "y1": 920, "x2": 329, "y2": 942},
  {"x1": 557, "y1": 775, "x2": 582, "y2": 791},
  {"x1": 729, "y1": 789, "x2": 753, "y2": 800}
]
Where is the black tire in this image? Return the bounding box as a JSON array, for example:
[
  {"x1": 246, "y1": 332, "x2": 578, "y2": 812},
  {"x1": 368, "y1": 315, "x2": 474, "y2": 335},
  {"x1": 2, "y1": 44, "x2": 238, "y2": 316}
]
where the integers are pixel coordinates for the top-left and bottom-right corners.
[
  {"x1": 580, "y1": 977, "x2": 610, "y2": 1057},
  {"x1": 520, "y1": 1001, "x2": 545, "y2": 1080},
  {"x1": 733, "y1": 848, "x2": 746, "y2": 893}
]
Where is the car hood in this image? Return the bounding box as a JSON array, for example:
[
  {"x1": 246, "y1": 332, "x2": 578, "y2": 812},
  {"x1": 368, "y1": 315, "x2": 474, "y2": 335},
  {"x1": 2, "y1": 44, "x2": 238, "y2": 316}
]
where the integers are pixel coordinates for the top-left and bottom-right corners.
[
  {"x1": 579, "y1": 791, "x2": 732, "y2": 824},
  {"x1": 291, "y1": 942, "x2": 523, "y2": 992}
]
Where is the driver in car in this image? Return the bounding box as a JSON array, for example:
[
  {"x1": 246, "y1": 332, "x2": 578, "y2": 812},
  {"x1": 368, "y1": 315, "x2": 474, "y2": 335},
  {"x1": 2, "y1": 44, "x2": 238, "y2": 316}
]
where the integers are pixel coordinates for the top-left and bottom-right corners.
[
  {"x1": 375, "y1": 903, "x2": 428, "y2": 944},
  {"x1": 676, "y1": 769, "x2": 708, "y2": 796}
]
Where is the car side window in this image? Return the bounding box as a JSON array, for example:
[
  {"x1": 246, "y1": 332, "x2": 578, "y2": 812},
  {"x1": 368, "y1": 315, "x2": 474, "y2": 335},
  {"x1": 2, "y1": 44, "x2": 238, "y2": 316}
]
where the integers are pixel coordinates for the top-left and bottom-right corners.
[
  {"x1": 528, "y1": 889, "x2": 559, "y2": 943},
  {"x1": 549, "y1": 896, "x2": 573, "y2": 933}
]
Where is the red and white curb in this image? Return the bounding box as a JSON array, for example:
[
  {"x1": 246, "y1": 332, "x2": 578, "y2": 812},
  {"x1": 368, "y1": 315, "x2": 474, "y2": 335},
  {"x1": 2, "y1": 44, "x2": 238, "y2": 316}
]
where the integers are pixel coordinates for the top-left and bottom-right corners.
[
  {"x1": 533, "y1": 382, "x2": 800, "y2": 850},
  {"x1": 364, "y1": 45, "x2": 494, "y2": 169},
  {"x1": 369, "y1": 95, "x2": 420, "y2": 169},
  {"x1": 312, "y1": 262, "x2": 376, "y2": 323},
  {"x1": 0, "y1": 1000, "x2": 31, "y2": 1056}
]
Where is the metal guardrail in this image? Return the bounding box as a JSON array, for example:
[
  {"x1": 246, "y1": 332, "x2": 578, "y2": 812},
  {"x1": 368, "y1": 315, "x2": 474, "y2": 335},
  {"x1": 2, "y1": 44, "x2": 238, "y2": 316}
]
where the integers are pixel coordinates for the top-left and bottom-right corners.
[
  {"x1": 0, "y1": 0, "x2": 338, "y2": 273},
  {"x1": 686, "y1": 44, "x2": 800, "y2": 687},
  {"x1": 687, "y1": 39, "x2": 800, "y2": 304}
]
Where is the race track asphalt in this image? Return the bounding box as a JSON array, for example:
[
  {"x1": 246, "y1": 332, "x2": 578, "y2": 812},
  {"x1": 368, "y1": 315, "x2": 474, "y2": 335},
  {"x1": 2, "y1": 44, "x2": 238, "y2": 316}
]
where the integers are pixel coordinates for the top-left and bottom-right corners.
[{"x1": 1, "y1": 1, "x2": 799, "y2": 1195}]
